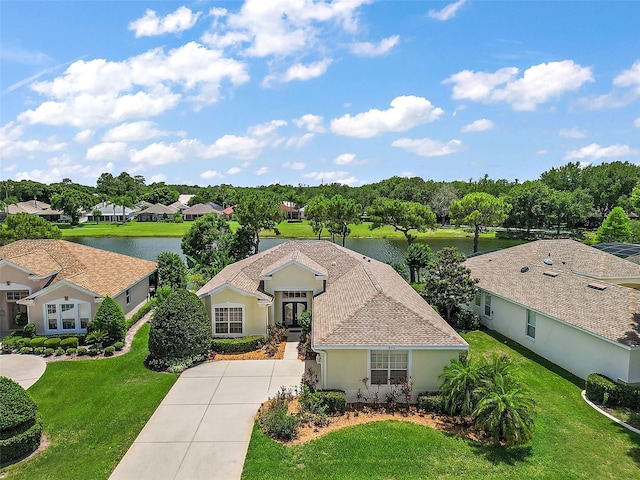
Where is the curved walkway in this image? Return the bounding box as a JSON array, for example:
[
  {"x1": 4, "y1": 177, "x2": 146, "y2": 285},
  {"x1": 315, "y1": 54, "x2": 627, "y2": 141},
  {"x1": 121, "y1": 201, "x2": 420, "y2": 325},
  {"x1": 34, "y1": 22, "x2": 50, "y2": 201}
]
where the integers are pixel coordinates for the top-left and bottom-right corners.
[
  {"x1": 0, "y1": 354, "x2": 46, "y2": 389},
  {"x1": 110, "y1": 338, "x2": 305, "y2": 480}
]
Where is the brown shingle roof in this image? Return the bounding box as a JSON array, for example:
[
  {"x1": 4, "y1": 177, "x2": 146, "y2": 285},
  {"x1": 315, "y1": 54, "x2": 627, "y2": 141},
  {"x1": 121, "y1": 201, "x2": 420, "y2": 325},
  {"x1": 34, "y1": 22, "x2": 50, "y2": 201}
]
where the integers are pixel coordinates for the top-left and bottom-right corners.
[
  {"x1": 197, "y1": 241, "x2": 466, "y2": 348},
  {"x1": 0, "y1": 239, "x2": 156, "y2": 298},
  {"x1": 465, "y1": 239, "x2": 640, "y2": 346}
]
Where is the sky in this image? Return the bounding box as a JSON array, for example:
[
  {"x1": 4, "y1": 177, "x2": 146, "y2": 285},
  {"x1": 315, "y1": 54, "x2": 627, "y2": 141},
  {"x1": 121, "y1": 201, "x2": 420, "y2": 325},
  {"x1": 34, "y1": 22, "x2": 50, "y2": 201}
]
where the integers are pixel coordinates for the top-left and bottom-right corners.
[{"x1": 1, "y1": 1, "x2": 639, "y2": 189}]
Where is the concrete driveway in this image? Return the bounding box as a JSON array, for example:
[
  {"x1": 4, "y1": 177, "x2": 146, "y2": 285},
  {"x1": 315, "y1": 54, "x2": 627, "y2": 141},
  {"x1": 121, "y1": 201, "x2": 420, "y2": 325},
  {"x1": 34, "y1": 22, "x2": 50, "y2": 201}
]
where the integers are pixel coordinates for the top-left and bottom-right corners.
[
  {"x1": 110, "y1": 342, "x2": 305, "y2": 480},
  {"x1": 0, "y1": 354, "x2": 47, "y2": 389}
]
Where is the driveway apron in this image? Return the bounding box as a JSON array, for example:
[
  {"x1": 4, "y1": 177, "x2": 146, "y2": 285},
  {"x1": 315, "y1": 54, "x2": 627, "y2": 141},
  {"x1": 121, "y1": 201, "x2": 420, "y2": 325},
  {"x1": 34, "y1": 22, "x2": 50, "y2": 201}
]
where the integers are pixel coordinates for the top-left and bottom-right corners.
[
  {"x1": 110, "y1": 341, "x2": 305, "y2": 480},
  {"x1": 0, "y1": 354, "x2": 46, "y2": 389}
]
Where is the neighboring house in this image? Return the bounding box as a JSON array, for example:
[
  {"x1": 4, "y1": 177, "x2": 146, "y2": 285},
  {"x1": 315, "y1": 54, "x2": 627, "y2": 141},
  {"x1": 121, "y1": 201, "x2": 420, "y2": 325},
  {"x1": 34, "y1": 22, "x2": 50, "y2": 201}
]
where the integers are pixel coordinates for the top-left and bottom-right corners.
[
  {"x1": 281, "y1": 202, "x2": 302, "y2": 221},
  {"x1": 169, "y1": 201, "x2": 189, "y2": 212},
  {"x1": 136, "y1": 203, "x2": 179, "y2": 222},
  {"x1": 86, "y1": 202, "x2": 138, "y2": 223},
  {"x1": 197, "y1": 240, "x2": 467, "y2": 400},
  {"x1": 5, "y1": 200, "x2": 62, "y2": 222},
  {"x1": 182, "y1": 203, "x2": 224, "y2": 221},
  {"x1": 178, "y1": 194, "x2": 195, "y2": 205},
  {"x1": 465, "y1": 239, "x2": 640, "y2": 385},
  {"x1": 0, "y1": 239, "x2": 156, "y2": 336}
]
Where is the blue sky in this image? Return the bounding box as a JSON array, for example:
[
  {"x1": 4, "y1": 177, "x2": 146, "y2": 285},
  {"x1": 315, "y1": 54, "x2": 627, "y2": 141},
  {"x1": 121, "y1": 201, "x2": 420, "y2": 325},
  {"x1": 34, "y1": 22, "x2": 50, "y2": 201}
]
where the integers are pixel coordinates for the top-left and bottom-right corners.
[{"x1": 1, "y1": 1, "x2": 639, "y2": 188}]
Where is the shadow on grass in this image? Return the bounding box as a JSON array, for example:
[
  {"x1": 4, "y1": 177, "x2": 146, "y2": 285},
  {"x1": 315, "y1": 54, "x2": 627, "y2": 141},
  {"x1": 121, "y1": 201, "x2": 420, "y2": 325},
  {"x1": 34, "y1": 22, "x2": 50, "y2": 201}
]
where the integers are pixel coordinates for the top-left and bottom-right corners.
[
  {"x1": 482, "y1": 329, "x2": 585, "y2": 390},
  {"x1": 468, "y1": 440, "x2": 533, "y2": 466},
  {"x1": 619, "y1": 422, "x2": 640, "y2": 467}
]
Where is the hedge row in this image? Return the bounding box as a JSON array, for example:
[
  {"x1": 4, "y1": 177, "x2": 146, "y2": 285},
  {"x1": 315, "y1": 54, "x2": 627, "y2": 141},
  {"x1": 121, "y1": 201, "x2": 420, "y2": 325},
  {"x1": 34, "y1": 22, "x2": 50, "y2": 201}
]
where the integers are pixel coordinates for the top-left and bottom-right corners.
[
  {"x1": 212, "y1": 336, "x2": 264, "y2": 354},
  {"x1": 312, "y1": 390, "x2": 347, "y2": 415},
  {"x1": 585, "y1": 373, "x2": 640, "y2": 409},
  {"x1": 417, "y1": 392, "x2": 446, "y2": 414},
  {"x1": 0, "y1": 377, "x2": 38, "y2": 435},
  {"x1": 125, "y1": 298, "x2": 157, "y2": 330},
  {"x1": 0, "y1": 421, "x2": 42, "y2": 465}
]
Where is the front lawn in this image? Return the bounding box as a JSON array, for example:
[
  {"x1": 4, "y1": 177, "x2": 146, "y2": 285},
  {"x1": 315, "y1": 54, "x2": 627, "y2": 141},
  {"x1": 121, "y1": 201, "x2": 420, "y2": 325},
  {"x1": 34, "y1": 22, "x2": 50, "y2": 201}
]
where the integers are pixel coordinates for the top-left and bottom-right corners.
[
  {"x1": 0, "y1": 324, "x2": 178, "y2": 480},
  {"x1": 242, "y1": 331, "x2": 640, "y2": 479}
]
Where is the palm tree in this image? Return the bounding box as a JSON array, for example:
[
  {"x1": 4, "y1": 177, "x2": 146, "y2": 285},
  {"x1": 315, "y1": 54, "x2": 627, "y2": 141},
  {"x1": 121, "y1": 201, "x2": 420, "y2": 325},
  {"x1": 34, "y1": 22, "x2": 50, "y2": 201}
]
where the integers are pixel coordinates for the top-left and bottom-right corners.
[
  {"x1": 439, "y1": 358, "x2": 483, "y2": 416},
  {"x1": 473, "y1": 374, "x2": 536, "y2": 446}
]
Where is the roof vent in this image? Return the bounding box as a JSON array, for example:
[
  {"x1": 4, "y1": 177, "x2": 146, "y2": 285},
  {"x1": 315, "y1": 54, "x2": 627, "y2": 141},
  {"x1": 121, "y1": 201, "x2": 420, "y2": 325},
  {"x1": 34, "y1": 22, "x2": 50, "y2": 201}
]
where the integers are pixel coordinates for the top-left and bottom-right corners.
[
  {"x1": 520, "y1": 266, "x2": 529, "y2": 273},
  {"x1": 543, "y1": 258, "x2": 553, "y2": 265},
  {"x1": 331, "y1": 261, "x2": 336, "y2": 266},
  {"x1": 543, "y1": 271, "x2": 559, "y2": 278},
  {"x1": 588, "y1": 282, "x2": 608, "y2": 291}
]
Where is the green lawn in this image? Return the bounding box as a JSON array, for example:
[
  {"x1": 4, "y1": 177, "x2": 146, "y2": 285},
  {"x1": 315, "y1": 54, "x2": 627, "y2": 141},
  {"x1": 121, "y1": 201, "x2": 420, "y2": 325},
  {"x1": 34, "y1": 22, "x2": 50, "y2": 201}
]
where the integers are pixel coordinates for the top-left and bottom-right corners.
[
  {"x1": 242, "y1": 331, "x2": 640, "y2": 479},
  {"x1": 60, "y1": 219, "x2": 487, "y2": 240},
  {"x1": 0, "y1": 324, "x2": 178, "y2": 480}
]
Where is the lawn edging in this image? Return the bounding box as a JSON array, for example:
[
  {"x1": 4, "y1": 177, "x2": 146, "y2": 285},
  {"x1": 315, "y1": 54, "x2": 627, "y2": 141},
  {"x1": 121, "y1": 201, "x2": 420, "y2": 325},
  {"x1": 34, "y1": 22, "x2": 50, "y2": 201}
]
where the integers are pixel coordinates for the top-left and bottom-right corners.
[{"x1": 581, "y1": 390, "x2": 640, "y2": 435}]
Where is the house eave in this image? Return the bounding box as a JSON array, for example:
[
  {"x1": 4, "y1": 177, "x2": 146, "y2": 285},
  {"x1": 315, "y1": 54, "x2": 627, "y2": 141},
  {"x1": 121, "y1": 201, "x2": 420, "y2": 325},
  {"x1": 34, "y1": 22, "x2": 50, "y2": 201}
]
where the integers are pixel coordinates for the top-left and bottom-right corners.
[{"x1": 312, "y1": 344, "x2": 468, "y2": 350}]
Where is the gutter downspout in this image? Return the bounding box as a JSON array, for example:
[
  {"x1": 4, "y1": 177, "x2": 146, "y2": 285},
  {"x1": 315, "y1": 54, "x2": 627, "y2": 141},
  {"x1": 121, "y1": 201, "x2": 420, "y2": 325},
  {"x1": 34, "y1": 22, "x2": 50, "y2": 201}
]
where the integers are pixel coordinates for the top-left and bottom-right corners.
[{"x1": 312, "y1": 347, "x2": 327, "y2": 390}]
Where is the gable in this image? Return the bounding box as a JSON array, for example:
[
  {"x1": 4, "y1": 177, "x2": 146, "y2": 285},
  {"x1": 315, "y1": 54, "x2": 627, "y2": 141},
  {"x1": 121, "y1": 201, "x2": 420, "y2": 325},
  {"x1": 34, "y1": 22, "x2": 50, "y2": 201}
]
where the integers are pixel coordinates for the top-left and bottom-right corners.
[{"x1": 263, "y1": 263, "x2": 325, "y2": 294}]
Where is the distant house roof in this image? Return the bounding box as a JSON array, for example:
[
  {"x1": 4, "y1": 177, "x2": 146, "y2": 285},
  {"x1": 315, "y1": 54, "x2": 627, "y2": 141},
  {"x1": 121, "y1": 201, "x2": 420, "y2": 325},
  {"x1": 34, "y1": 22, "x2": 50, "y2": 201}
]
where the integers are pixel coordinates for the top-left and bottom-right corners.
[
  {"x1": 0, "y1": 239, "x2": 156, "y2": 299},
  {"x1": 169, "y1": 201, "x2": 189, "y2": 211},
  {"x1": 90, "y1": 202, "x2": 137, "y2": 216},
  {"x1": 6, "y1": 200, "x2": 62, "y2": 216},
  {"x1": 182, "y1": 203, "x2": 218, "y2": 216},
  {"x1": 137, "y1": 203, "x2": 179, "y2": 215},
  {"x1": 222, "y1": 206, "x2": 234, "y2": 215},
  {"x1": 198, "y1": 241, "x2": 466, "y2": 349},
  {"x1": 178, "y1": 194, "x2": 195, "y2": 205},
  {"x1": 465, "y1": 239, "x2": 640, "y2": 346}
]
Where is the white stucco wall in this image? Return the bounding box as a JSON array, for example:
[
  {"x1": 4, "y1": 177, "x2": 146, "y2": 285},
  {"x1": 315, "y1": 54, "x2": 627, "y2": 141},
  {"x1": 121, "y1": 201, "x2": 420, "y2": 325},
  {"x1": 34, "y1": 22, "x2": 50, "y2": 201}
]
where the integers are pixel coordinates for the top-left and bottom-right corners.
[{"x1": 477, "y1": 290, "x2": 637, "y2": 383}]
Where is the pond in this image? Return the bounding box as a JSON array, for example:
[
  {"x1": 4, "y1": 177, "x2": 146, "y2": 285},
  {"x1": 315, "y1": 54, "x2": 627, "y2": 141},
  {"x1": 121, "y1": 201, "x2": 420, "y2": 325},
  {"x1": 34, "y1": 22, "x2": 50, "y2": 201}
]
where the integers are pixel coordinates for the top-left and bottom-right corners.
[{"x1": 66, "y1": 236, "x2": 525, "y2": 265}]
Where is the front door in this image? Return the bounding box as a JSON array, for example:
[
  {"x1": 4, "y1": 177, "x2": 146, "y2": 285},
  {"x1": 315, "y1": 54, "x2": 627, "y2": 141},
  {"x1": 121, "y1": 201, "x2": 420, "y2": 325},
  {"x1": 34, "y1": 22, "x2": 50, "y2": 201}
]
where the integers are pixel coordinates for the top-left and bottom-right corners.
[{"x1": 283, "y1": 302, "x2": 307, "y2": 328}]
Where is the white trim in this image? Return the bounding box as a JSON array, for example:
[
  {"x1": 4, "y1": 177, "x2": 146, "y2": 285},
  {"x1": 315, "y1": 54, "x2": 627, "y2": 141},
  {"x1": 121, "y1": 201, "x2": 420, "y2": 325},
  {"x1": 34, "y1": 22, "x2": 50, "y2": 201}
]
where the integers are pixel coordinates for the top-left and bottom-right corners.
[
  {"x1": 43, "y1": 298, "x2": 91, "y2": 334},
  {"x1": 0, "y1": 259, "x2": 39, "y2": 276},
  {"x1": 259, "y1": 259, "x2": 328, "y2": 281},
  {"x1": 22, "y1": 279, "x2": 101, "y2": 301},
  {"x1": 316, "y1": 344, "x2": 468, "y2": 350},
  {"x1": 212, "y1": 302, "x2": 245, "y2": 337},
  {"x1": 0, "y1": 283, "x2": 31, "y2": 292},
  {"x1": 526, "y1": 309, "x2": 536, "y2": 341},
  {"x1": 198, "y1": 283, "x2": 271, "y2": 302}
]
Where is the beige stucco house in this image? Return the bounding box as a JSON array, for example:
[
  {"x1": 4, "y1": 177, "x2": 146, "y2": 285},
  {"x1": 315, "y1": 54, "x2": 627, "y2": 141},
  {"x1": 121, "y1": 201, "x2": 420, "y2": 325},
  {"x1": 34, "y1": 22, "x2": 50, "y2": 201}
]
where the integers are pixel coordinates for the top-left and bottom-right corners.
[
  {"x1": 197, "y1": 240, "x2": 468, "y2": 400},
  {"x1": 465, "y1": 239, "x2": 640, "y2": 385},
  {"x1": 0, "y1": 240, "x2": 157, "y2": 336}
]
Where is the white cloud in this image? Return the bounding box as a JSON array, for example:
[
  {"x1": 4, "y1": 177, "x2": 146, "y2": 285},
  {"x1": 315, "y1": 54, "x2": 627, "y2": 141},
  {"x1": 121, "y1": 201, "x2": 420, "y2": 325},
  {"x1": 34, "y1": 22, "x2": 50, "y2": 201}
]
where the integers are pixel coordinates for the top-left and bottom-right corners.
[
  {"x1": 15, "y1": 154, "x2": 113, "y2": 184},
  {"x1": 634, "y1": 117, "x2": 640, "y2": 128},
  {"x1": 429, "y1": 0, "x2": 466, "y2": 21},
  {"x1": 349, "y1": 35, "x2": 399, "y2": 57},
  {"x1": 199, "y1": 135, "x2": 265, "y2": 160},
  {"x1": 0, "y1": 122, "x2": 68, "y2": 158},
  {"x1": 255, "y1": 166, "x2": 269, "y2": 176},
  {"x1": 285, "y1": 133, "x2": 314, "y2": 148},
  {"x1": 613, "y1": 60, "x2": 640, "y2": 90},
  {"x1": 303, "y1": 170, "x2": 358, "y2": 185},
  {"x1": 74, "y1": 129, "x2": 94, "y2": 143},
  {"x1": 335, "y1": 153, "x2": 356, "y2": 165},
  {"x1": 200, "y1": 170, "x2": 223, "y2": 179},
  {"x1": 283, "y1": 161, "x2": 306, "y2": 170},
  {"x1": 293, "y1": 114, "x2": 325, "y2": 133},
  {"x1": 129, "y1": 6, "x2": 201, "y2": 38},
  {"x1": 564, "y1": 143, "x2": 639, "y2": 160},
  {"x1": 227, "y1": 167, "x2": 242, "y2": 175},
  {"x1": 265, "y1": 59, "x2": 332, "y2": 86},
  {"x1": 149, "y1": 173, "x2": 167, "y2": 183},
  {"x1": 444, "y1": 60, "x2": 593, "y2": 111},
  {"x1": 461, "y1": 118, "x2": 494, "y2": 133},
  {"x1": 130, "y1": 140, "x2": 189, "y2": 166},
  {"x1": 330, "y1": 95, "x2": 444, "y2": 138},
  {"x1": 103, "y1": 121, "x2": 183, "y2": 142},
  {"x1": 86, "y1": 141, "x2": 128, "y2": 161},
  {"x1": 392, "y1": 137, "x2": 463, "y2": 157},
  {"x1": 559, "y1": 127, "x2": 587, "y2": 139},
  {"x1": 536, "y1": 149, "x2": 548, "y2": 155},
  {"x1": 247, "y1": 119, "x2": 287, "y2": 137}
]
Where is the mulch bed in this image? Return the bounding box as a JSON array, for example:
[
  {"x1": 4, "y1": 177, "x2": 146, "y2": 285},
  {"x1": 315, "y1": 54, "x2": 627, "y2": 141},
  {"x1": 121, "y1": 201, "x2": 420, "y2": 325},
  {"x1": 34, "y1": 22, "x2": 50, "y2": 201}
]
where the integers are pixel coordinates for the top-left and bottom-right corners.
[{"x1": 213, "y1": 341, "x2": 286, "y2": 361}]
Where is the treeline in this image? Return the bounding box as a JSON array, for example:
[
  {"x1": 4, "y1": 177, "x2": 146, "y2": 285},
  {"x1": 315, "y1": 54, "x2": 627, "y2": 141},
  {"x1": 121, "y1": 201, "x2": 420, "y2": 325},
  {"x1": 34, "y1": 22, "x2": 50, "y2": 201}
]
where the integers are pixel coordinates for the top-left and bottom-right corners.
[{"x1": 3, "y1": 161, "x2": 640, "y2": 235}]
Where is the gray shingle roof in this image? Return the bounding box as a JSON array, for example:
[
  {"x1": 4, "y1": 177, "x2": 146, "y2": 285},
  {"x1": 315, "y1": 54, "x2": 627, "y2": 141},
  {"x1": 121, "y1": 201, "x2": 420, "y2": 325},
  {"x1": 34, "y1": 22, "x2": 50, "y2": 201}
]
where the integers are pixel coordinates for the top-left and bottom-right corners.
[
  {"x1": 465, "y1": 239, "x2": 640, "y2": 347},
  {"x1": 197, "y1": 241, "x2": 466, "y2": 349}
]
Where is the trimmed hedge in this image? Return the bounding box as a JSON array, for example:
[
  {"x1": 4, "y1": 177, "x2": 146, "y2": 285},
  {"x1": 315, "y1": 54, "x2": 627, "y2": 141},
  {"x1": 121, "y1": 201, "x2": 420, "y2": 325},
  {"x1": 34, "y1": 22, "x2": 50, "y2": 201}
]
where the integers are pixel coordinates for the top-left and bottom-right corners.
[
  {"x1": 0, "y1": 421, "x2": 42, "y2": 465},
  {"x1": 29, "y1": 337, "x2": 46, "y2": 348},
  {"x1": 417, "y1": 392, "x2": 446, "y2": 414},
  {"x1": 60, "y1": 337, "x2": 79, "y2": 349},
  {"x1": 586, "y1": 373, "x2": 640, "y2": 409},
  {"x1": 89, "y1": 296, "x2": 125, "y2": 345},
  {"x1": 314, "y1": 390, "x2": 347, "y2": 415},
  {"x1": 125, "y1": 298, "x2": 156, "y2": 331},
  {"x1": 43, "y1": 338, "x2": 61, "y2": 348},
  {"x1": 0, "y1": 377, "x2": 41, "y2": 464},
  {"x1": 212, "y1": 336, "x2": 264, "y2": 354}
]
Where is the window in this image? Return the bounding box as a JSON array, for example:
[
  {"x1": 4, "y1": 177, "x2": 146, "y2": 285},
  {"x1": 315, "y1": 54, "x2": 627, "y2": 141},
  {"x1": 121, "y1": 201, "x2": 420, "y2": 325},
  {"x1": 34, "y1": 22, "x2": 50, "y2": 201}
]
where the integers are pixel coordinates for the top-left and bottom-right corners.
[
  {"x1": 6, "y1": 291, "x2": 28, "y2": 301},
  {"x1": 214, "y1": 306, "x2": 243, "y2": 335},
  {"x1": 44, "y1": 301, "x2": 90, "y2": 333},
  {"x1": 126, "y1": 289, "x2": 131, "y2": 305},
  {"x1": 282, "y1": 291, "x2": 307, "y2": 298},
  {"x1": 474, "y1": 294, "x2": 481, "y2": 307},
  {"x1": 526, "y1": 310, "x2": 536, "y2": 339},
  {"x1": 370, "y1": 350, "x2": 408, "y2": 385},
  {"x1": 484, "y1": 294, "x2": 492, "y2": 317}
]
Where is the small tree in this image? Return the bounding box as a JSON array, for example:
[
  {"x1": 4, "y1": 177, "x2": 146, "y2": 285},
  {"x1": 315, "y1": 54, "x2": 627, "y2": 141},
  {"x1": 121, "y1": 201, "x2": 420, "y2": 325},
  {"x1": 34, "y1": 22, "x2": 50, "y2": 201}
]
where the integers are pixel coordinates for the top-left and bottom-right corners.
[
  {"x1": 148, "y1": 289, "x2": 211, "y2": 371},
  {"x1": 405, "y1": 243, "x2": 432, "y2": 284},
  {"x1": 305, "y1": 195, "x2": 329, "y2": 239},
  {"x1": 367, "y1": 198, "x2": 436, "y2": 245},
  {"x1": 422, "y1": 247, "x2": 478, "y2": 328},
  {"x1": 92, "y1": 209, "x2": 102, "y2": 224},
  {"x1": 326, "y1": 194, "x2": 361, "y2": 247},
  {"x1": 450, "y1": 192, "x2": 511, "y2": 253},
  {"x1": 439, "y1": 357, "x2": 483, "y2": 417},
  {"x1": 88, "y1": 296, "x2": 125, "y2": 345},
  {"x1": 0, "y1": 213, "x2": 61, "y2": 245},
  {"x1": 156, "y1": 251, "x2": 187, "y2": 290},
  {"x1": 595, "y1": 206, "x2": 632, "y2": 243}
]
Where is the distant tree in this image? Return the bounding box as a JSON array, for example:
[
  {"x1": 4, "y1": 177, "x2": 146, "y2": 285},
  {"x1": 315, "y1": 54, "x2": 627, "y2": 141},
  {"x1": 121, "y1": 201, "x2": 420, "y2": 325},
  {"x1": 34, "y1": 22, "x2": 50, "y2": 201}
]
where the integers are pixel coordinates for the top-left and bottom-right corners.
[
  {"x1": 595, "y1": 206, "x2": 632, "y2": 243},
  {"x1": 580, "y1": 161, "x2": 640, "y2": 217},
  {"x1": 544, "y1": 188, "x2": 593, "y2": 235},
  {"x1": 141, "y1": 184, "x2": 179, "y2": 205},
  {"x1": 96, "y1": 173, "x2": 119, "y2": 198},
  {"x1": 629, "y1": 181, "x2": 640, "y2": 214},
  {"x1": 0, "y1": 213, "x2": 61, "y2": 245},
  {"x1": 326, "y1": 194, "x2": 361, "y2": 247},
  {"x1": 234, "y1": 191, "x2": 285, "y2": 253},
  {"x1": 88, "y1": 296, "x2": 125, "y2": 345},
  {"x1": 367, "y1": 198, "x2": 436, "y2": 245},
  {"x1": 92, "y1": 209, "x2": 102, "y2": 224},
  {"x1": 181, "y1": 215, "x2": 252, "y2": 277},
  {"x1": 505, "y1": 181, "x2": 551, "y2": 235},
  {"x1": 430, "y1": 184, "x2": 459, "y2": 226},
  {"x1": 304, "y1": 195, "x2": 329, "y2": 239},
  {"x1": 50, "y1": 189, "x2": 95, "y2": 225},
  {"x1": 450, "y1": 193, "x2": 511, "y2": 253},
  {"x1": 405, "y1": 243, "x2": 432, "y2": 284},
  {"x1": 421, "y1": 247, "x2": 478, "y2": 327},
  {"x1": 156, "y1": 252, "x2": 187, "y2": 290},
  {"x1": 113, "y1": 195, "x2": 134, "y2": 224},
  {"x1": 539, "y1": 161, "x2": 583, "y2": 191}
]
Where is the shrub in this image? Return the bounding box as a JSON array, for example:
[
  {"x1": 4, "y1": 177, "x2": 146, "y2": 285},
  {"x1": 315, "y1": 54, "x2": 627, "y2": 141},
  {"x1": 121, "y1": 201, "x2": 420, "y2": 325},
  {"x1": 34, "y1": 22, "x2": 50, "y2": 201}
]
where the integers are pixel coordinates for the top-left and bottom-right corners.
[
  {"x1": 29, "y1": 337, "x2": 46, "y2": 348},
  {"x1": 315, "y1": 390, "x2": 347, "y2": 415},
  {"x1": 259, "y1": 399, "x2": 299, "y2": 441},
  {"x1": 33, "y1": 347, "x2": 45, "y2": 355},
  {"x1": 65, "y1": 348, "x2": 76, "y2": 355},
  {"x1": 22, "y1": 324, "x2": 36, "y2": 339},
  {"x1": 124, "y1": 298, "x2": 156, "y2": 330},
  {"x1": 88, "y1": 348, "x2": 100, "y2": 357},
  {"x1": 0, "y1": 377, "x2": 42, "y2": 464},
  {"x1": 264, "y1": 323, "x2": 286, "y2": 357},
  {"x1": 156, "y1": 252, "x2": 187, "y2": 290},
  {"x1": 43, "y1": 348, "x2": 54, "y2": 357},
  {"x1": 85, "y1": 329, "x2": 108, "y2": 346},
  {"x1": 104, "y1": 346, "x2": 115, "y2": 357},
  {"x1": 417, "y1": 393, "x2": 445, "y2": 414},
  {"x1": 19, "y1": 347, "x2": 32, "y2": 355},
  {"x1": 15, "y1": 338, "x2": 28, "y2": 349},
  {"x1": 586, "y1": 373, "x2": 640, "y2": 409},
  {"x1": 2, "y1": 343, "x2": 14, "y2": 354},
  {"x1": 43, "y1": 338, "x2": 61, "y2": 349},
  {"x1": 212, "y1": 336, "x2": 263, "y2": 354},
  {"x1": 55, "y1": 348, "x2": 65, "y2": 356},
  {"x1": 77, "y1": 347, "x2": 87, "y2": 356},
  {"x1": 148, "y1": 289, "x2": 211, "y2": 370},
  {"x1": 88, "y1": 296, "x2": 125, "y2": 345},
  {"x1": 60, "y1": 337, "x2": 79, "y2": 349},
  {"x1": 113, "y1": 341, "x2": 124, "y2": 351}
]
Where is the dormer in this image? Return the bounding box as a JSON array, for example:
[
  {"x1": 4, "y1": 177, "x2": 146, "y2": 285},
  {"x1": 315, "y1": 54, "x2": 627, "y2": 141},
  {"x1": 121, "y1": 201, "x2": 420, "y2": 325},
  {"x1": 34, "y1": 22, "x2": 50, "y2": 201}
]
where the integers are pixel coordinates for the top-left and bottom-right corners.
[{"x1": 259, "y1": 250, "x2": 327, "y2": 295}]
